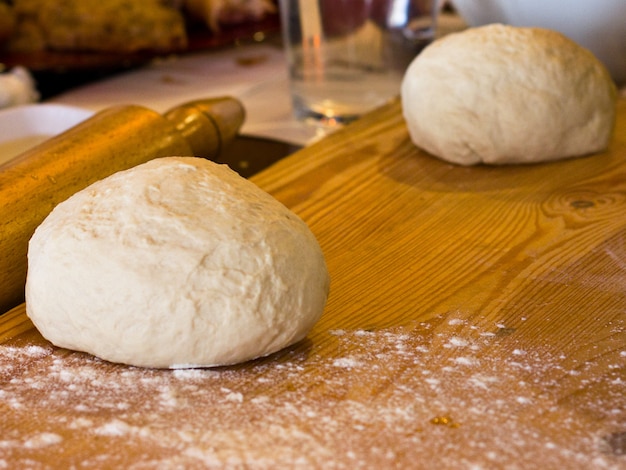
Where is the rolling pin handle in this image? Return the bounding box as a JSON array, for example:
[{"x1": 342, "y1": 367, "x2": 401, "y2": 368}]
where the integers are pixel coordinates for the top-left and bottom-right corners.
[{"x1": 164, "y1": 96, "x2": 246, "y2": 158}]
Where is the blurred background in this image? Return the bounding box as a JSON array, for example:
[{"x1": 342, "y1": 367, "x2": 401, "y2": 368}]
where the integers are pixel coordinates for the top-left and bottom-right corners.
[
  {"x1": 0, "y1": 0, "x2": 283, "y2": 100},
  {"x1": 0, "y1": 1, "x2": 477, "y2": 102}
]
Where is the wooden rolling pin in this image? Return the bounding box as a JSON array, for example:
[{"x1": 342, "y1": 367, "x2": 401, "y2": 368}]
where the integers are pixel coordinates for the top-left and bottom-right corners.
[{"x1": 0, "y1": 97, "x2": 245, "y2": 314}]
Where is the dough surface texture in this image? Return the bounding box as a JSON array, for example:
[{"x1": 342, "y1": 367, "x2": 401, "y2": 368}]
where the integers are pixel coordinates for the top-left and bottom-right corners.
[
  {"x1": 26, "y1": 157, "x2": 330, "y2": 368},
  {"x1": 400, "y1": 24, "x2": 617, "y2": 165}
]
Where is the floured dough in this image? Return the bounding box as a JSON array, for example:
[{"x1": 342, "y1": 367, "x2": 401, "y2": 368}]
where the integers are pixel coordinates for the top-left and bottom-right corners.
[
  {"x1": 401, "y1": 24, "x2": 618, "y2": 165},
  {"x1": 26, "y1": 157, "x2": 330, "y2": 369}
]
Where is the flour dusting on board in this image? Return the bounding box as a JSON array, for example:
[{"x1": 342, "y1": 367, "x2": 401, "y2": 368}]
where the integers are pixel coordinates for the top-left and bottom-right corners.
[{"x1": 0, "y1": 316, "x2": 624, "y2": 469}]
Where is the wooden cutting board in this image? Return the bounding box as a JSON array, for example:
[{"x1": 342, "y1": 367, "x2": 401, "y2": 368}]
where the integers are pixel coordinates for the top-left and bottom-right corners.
[{"x1": 1, "y1": 98, "x2": 625, "y2": 469}]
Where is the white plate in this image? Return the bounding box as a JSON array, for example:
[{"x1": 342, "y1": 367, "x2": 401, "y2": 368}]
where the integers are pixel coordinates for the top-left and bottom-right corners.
[{"x1": 0, "y1": 104, "x2": 93, "y2": 166}]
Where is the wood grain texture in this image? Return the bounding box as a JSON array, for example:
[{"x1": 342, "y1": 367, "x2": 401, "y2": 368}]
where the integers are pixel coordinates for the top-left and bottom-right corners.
[{"x1": 0, "y1": 98, "x2": 625, "y2": 469}]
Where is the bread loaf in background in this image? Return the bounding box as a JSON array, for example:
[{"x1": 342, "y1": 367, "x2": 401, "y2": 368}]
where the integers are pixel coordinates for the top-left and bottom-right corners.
[
  {"x1": 0, "y1": 3, "x2": 15, "y2": 47},
  {"x1": 5, "y1": 0, "x2": 187, "y2": 53},
  {"x1": 1, "y1": 0, "x2": 277, "y2": 54}
]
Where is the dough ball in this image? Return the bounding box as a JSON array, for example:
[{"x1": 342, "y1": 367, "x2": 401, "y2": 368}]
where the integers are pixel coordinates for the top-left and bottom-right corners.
[
  {"x1": 400, "y1": 24, "x2": 618, "y2": 165},
  {"x1": 26, "y1": 157, "x2": 330, "y2": 369}
]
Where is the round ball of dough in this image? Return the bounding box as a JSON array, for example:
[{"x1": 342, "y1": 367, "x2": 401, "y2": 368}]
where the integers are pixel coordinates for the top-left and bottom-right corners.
[
  {"x1": 401, "y1": 24, "x2": 618, "y2": 165},
  {"x1": 26, "y1": 157, "x2": 330, "y2": 368}
]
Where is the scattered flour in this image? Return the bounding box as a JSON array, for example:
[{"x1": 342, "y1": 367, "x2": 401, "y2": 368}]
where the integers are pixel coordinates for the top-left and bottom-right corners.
[
  {"x1": 0, "y1": 315, "x2": 624, "y2": 469},
  {"x1": 94, "y1": 420, "x2": 133, "y2": 437},
  {"x1": 332, "y1": 357, "x2": 362, "y2": 368},
  {"x1": 23, "y1": 433, "x2": 63, "y2": 449},
  {"x1": 446, "y1": 337, "x2": 469, "y2": 348}
]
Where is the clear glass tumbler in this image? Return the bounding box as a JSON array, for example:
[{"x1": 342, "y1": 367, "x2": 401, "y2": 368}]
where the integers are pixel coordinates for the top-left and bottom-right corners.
[{"x1": 279, "y1": 0, "x2": 439, "y2": 126}]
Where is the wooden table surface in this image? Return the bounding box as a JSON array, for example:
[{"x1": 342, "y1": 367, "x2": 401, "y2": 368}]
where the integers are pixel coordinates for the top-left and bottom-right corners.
[{"x1": 1, "y1": 98, "x2": 625, "y2": 469}]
